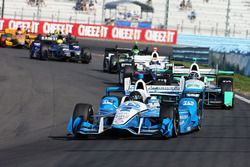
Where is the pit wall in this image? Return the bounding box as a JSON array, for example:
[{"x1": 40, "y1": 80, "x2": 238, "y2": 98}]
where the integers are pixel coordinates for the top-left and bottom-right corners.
[{"x1": 177, "y1": 34, "x2": 250, "y2": 76}]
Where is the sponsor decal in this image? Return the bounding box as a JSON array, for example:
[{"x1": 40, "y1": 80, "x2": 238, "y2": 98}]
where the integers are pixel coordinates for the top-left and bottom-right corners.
[
  {"x1": 0, "y1": 18, "x2": 177, "y2": 45},
  {"x1": 182, "y1": 100, "x2": 195, "y2": 106}
]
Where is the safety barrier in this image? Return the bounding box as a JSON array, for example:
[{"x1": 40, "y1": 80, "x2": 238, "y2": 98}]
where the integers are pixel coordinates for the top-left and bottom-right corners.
[
  {"x1": 177, "y1": 34, "x2": 250, "y2": 76},
  {"x1": 0, "y1": 18, "x2": 177, "y2": 45}
]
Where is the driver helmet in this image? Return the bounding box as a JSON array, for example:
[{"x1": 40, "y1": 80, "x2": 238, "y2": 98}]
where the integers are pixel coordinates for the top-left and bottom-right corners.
[
  {"x1": 150, "y1": 52, "x2": 160, "y2": 65},
  {"x1": 57, "y1": 39, "x2": 64, "y2": 44},
  {"x1": 129, "y1": 91, "x2": 144, "y2": 102},
  {"x1": 54, "y1": 29, "x2": 59, "y2": 35},
  {"x1": 188, "y1": 71, "x2": 200, "y2": 80},
  {"x1": 132, "y1": 41, "x2": 140, "y2": 54}
]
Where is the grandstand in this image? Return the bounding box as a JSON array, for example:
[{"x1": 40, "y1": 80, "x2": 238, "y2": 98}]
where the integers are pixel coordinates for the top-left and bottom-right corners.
[{"x1": 1, "y1": 0, "x2": 250, "y2": 38}]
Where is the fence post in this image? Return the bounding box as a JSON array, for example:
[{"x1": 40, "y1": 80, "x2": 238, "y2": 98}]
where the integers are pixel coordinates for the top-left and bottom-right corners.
[
  {"x1": 198, "y1": 21, "x2": 201, "y2": 34},
  {"x1": 33, "y1": 12, "x2": 36, "y2": 20},
  {"x1": 181, "y1": 20, "x2": 184, "y2": 33},
  {"x1": 215, "y1": 22, "x2": 218, "y2": 36},
  {"x1": 21, "y1": 8, "x2": 24, "y2": 20},
  {"x1": 57, "y1": 9, "x2": 60, "y2": 22},
  {"x1": 194, "y1": 25, "x2": 197, "y2": 34},
  {"x1": 211, "y1": 27, "x2": 214, "y2": 36}
]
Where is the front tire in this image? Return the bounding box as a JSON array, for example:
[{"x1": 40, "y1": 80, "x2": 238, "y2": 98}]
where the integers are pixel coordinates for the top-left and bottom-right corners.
[
  {"x1": 160, "y1": 104, "x2": 179, "y2": 138},
  {"x1": 72, "y1": 103, "x2": 94, "y2": 136}
]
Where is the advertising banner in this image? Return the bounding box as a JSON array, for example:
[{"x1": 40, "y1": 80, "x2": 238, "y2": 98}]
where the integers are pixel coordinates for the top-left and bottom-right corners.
[{"x1": 0, "y1": 18, "x2": 177, "y2": 44}]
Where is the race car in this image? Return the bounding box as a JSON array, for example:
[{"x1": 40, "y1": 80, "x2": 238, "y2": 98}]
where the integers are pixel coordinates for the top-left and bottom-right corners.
[
  {"x1": 0, "y1": 28, "x2": 36, "y2": 48},
  {"x1": 118, "y1": 50, "x2": 173, "y2": 85},
  {"x1": 67, "y1": 77, "x2": 205, "y2": 138},
  {"x1": 103, "y1": 44, "x2": 150, "y2": 73},
  {"x1": 173, "y1": 61, "x2": 234, "y2": 109},
  {"x1": 29, "y1": 35, "x2": 91, "y2": 63}
]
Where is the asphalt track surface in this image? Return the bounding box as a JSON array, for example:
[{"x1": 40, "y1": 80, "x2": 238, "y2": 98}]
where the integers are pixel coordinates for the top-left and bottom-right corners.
[{"x1": 0, "y1": 39, "x2": 249, "y2": 167}]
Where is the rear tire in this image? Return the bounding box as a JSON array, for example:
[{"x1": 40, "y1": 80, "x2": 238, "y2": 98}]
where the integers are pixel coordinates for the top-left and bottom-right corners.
[
  {"x1": 196, "y1": 100, "x2": 202, "y2": 131},
  {"x1": 81, "y1": 48, "x2": 92, "y2": 64},
  {"x1": 218, "y1": 77, "x2": 234, "y2": 109},
  {"x1": 109, "y1": 55, "x2": 119, "y2": 73},
  {"x1": 103, "y1": 53, "x2": 109, "y2": 72},
  {"x1": 40, "y1": 46, "x2": 48, "y2": 60},
  {"x1": 122, "y1": 65, "x2": 134, "y2": 83}
]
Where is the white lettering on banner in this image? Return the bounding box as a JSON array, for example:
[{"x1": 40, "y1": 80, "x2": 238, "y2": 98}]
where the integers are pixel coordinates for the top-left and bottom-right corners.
[
  {"x1": 43, "y1": 22, "x2": 74, "y2": 34},
  {"x1": 112, "y1": 27, "x2": 142, "y2": 40},
  {"x1": 0, "y1": 20, "x2": 4, "y2": 30},
  {"x1": 145, "y1": 30, "x2": 176, "y2": 43},
  {"x1": 8, "y1": 20, "x2": 40, "y2": 33},
  {"x1": 31, "y1": 22, "x2": 39, "y2": 33},
  {"x1": 78, "y1": 25, "x2": 108, "y2": 38}
]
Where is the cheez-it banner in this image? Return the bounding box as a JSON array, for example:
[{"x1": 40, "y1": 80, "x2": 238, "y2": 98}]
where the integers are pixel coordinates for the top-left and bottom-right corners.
[{"x1": 0, "y1": 18, "x2": 177, "y2": 44}]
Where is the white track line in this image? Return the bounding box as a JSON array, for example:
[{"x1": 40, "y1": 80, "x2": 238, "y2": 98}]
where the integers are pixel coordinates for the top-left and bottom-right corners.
[{"x1": 235, "y1": 94, "x2": 250, "y2": 104}]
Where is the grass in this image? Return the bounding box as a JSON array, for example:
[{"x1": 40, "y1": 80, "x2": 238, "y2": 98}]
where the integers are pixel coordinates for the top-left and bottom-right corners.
[
  {"x1": 173, "y1": 61, "x2": 250, "y2": 97},
  {"x1": 234, "y1": 74, "x2": 250, "y2": 97}
]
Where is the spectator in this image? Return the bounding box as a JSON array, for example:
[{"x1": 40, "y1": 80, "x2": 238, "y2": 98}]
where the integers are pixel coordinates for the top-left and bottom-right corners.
[
  {"x1": 179, "y1": 0, "x2": 185, "y2": 10},
  {"x1": 188, "y1": 10, "x2": 196, "y2": 21},
  {"x1": 186, "y1": 0, "x2": 192, "y2": 9}
]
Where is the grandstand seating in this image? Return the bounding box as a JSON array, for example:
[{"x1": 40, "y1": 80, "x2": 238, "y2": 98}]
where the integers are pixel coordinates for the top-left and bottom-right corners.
[{"x1": 1, "y1": 0, "x2": 250, "y2": 38}]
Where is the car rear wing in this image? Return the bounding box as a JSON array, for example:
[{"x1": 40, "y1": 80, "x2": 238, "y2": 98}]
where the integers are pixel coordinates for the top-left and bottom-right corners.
[
  {"x1": 133, "y1": 55, "x2": 170, "y2": 64},
  {"x1": 173, "y1": 66, "x2": 234, "y2": 77},
  {"x1": 104, "y1": 47, "x2": 132, "y2": 53},
  {"x1": 124, "y1": 78, "x2": 183, "y2": 96}
]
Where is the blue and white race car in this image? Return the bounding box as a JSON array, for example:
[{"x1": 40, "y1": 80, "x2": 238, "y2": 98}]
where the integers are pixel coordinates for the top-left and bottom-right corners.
[
  {"x1": 67, "y1": 77, "x2": 205, "y2": 138},
  {"x1": 29, "y1": 36, "x2": 91, "y2": 63}
]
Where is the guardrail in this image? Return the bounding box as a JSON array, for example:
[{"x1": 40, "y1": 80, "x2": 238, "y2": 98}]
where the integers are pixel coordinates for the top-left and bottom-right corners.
[{"x1": 177, "y1": 34, "x2": 250, "y2": 76}]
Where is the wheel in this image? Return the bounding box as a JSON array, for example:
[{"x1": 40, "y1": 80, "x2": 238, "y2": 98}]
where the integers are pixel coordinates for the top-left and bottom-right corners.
[
  {"x1": 109, "y1": 55, "x2": 119, "y2": 73},
  {"x1": 172, "y1": 109, "x2": 179, "y2": 137},
  {"x1": 0, "y1": 39, "x2": 6, "y2": 47},
  {"x1": 160, "y1": 104, "x2": 179, "y2": 137},
  {"x1": 118, "y1": 70, "x2": 124, "y2": 85},
  {"x1": 196, "y1": 100, "x2": 203, "y2": 131},
  {"x1": 40, "y1": 46, "x2": 48, "y2": 60},
  {"x1": 81, "y1": 48, "x2": 92, "y2": 64},
  {"x1": 72, "y1": 103, "x2": 94, "y2": 136},
  {"x1": 29, "y1": 52, "x2": 34, "y2": 59},
  {"x1": 218, "y1": 77, "x2": 233, "y2": 92},
  {"x1": 103, "y1": 53, "x2": 109, "y2": 72},
  {"x1": 165, "y1": 74, "x2": 172, "y2": 85},
  {"x1": 122, "y1": 65, "x2": 134, "y2": 83},
  {"x1": 218, "y1": 77, "x2": 234, "y2": 109}
]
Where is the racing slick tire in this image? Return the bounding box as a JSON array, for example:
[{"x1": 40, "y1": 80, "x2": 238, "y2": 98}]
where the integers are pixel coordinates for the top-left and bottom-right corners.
[
  {"x1": 81, "y1": 48, "x2": 92, "y2": 64},
  {"x1": 195, "y1": 100, "x2": 203, "y2": 131},
  {"x1": 160, "y1": 104, "x2": 179, "y2": 138},
  {"x1": 121, "y1": 65, "x2": 134, "y2": 84},
  {"x1": 72, "y1": 103, "x2": 94, "y2": 137},
  {"x1": 218, "y1": 77, "x2": 234, "y2": 109},
  {"x1": 109, "y1": 55, "x2": 119, "y2": 73},
  {"x1": 103, "y1": 52, "x2": 109, "y2": 72},
  {"x1": 40, "y1": 46, "x2": 48, "y2": 60}
]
